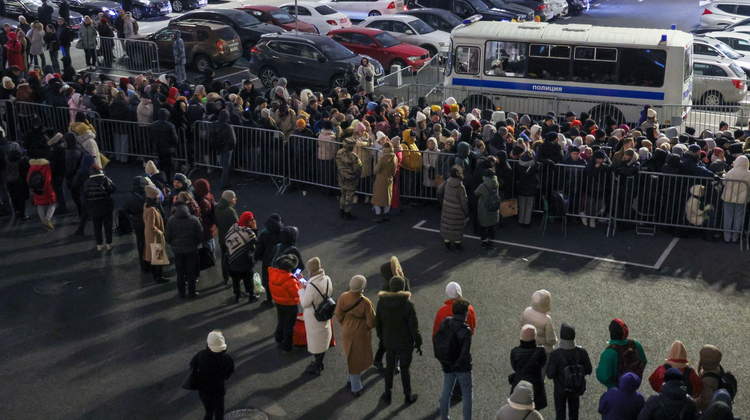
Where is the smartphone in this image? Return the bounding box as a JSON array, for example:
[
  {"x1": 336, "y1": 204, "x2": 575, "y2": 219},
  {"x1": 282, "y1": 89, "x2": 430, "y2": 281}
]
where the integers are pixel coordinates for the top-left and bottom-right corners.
[
  {"x1": 298, "y1": 277, "x2": 308, "y2": 284},
  {"x1": 294, "y1": 268, "x2": 302, "y2": 277}
]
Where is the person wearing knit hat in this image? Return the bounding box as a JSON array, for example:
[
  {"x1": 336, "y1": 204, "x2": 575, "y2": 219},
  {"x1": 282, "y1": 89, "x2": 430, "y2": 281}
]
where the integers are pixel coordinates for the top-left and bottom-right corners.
[
  {"x1": 547, "y1": 323, "x2": 593, "y2": 420},
  {"x1": 520, "y1": 290, "x2": 558, "y2": 353},
  {"x1": 335, "y1": 275, "x2": 376, "y2": 396},
  {"x1": 189, "y1": 330, "x2": 235, "y2": 420},
  {"x1": 298, "y1": 257, "x2": 333, "y2": 375},
  {"x1": 225, "y1": 210, "x2": 259, "y2": 303},
  {"x1": 83, "y1": 161, "x2": 116, "y2": 251},
  {"x1": 214, "y1": 190, "x2": 238, "y2": 284},
  {"x1": 595, "y1": 318, "x2": 647, "y2": 389},
  {"x1": 696, "y1": 345, "x2": 728, "y2": 412},
  {"x1": 432, "y1": 281, "x2": 477, "y2": 338},
  {"x1": 647, "y1": 340, "x2": 703, "y2": 398},
  {"x1": 708, "y1": 147, "x2": 728, "y2": 174},
  {"x1": 640, "y1": 368, "x2": 699, "y2": 420},
  {"x1": 375, "y1": 273, "x2": 421, "y2": 405},
  {"x1": 511, "y1": 324, "x2": 548, "y2": 410}
]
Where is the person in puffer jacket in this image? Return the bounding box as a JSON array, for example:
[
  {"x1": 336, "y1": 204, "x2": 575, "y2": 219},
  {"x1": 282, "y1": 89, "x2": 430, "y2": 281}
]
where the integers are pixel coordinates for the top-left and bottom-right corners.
[
  {"x1": 495, "y1": 380, "x2": 543, "y2": 420},
  {"x1": 269, "y1": 254, "x2": 301, "y2": 352},
  {"x1": 165, "y1": 201, "x2": 203, "y2": 298},
  {"x1": 225, "y1": 212, "x2": 259, "y2": 304},
  {"x1": 83, "y1": 164, "x2": 116, "y2": 250},
  {"x1": 721, "y1": 155, "x2": 750, "y2": 243},
  {"x1": 598, "y1": 373, "x2": 646, "y2": 420},
  {"x1": 254, "y1": 214, "x2": 283, "y2": 305},
  {"x1": 685, "y1": 185, "x2": 713, "y2": 227},
  {"x1": 637, "y1": 368, "x2": 698, "y2": 420},
  {"x1": 124, "y1": 176, "x2": 150, "y2": 271}
]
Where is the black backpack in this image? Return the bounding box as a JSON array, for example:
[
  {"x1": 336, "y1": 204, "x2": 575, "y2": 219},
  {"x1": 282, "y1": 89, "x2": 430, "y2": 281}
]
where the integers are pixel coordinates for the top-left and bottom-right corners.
[
  {"x1": 550, "y1": 191, "x2": 568, "y2": 216},
  {"x1": 703, "y1": 367, "x2": 738, "y2": 400},
  {"x1": 663, "y1": 364, "x2": 694, "y2": 396},
  {"x1": 28, "y1": 170, "x2": 45, "y2": 194},
  {"x1": 483, "y1": 184, "x2": 502, "y2": 212},
  {"x1": 114, "y1": 209, "x2": 133, "y2": 235},
  {"x1": 309, "y1": 281, "x2": 336, "y2": 322},
  {"x1": 558, "y1": 348, "x2": 587, "y2": 397},
  {"x1": 433, "y1": 317, "x2": 457, "y2": 365}
]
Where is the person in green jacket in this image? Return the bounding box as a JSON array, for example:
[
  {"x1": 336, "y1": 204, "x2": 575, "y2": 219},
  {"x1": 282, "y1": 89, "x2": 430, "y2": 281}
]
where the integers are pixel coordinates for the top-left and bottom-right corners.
[
  {"x1": 596, "y1": 318, "x2": 648, "y2": 389},
  {"x1": 214, "y1": 190, "x2": 239, "y2": 284}
]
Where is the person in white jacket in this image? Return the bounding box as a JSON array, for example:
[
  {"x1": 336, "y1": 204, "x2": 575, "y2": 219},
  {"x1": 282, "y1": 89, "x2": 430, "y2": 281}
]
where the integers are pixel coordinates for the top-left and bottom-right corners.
[
  {"x1": 298, "y1": 257, "x2": 333, "y2": 376},
  {"x1": 422, "y1": 137, "x2": 439, "y2": 188},
  {"x1": 520, "y1": 289, "x2": 558, "y2": 353},
  {"x1": 721, "y1": 155, "x2": 750, "y2": 242}
]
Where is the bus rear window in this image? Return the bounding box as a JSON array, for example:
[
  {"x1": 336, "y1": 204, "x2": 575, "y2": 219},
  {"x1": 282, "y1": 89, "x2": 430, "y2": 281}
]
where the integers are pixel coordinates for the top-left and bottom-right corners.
[
  {"x1": 618, "y1": 49, "x2": 666, "y2": 87},
  {"x1": 455, "y1": 46, "x2": 480, "y2": 75},
  {"x1": 684, "y1": 47, "x2": 692, "y2": 82},
  {"x1": 484, "y1": 41, "x2": 527, "y2": 78}
]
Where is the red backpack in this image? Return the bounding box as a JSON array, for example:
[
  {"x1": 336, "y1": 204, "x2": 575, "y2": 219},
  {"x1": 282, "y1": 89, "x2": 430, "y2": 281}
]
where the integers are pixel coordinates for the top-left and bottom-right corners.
[{"x1": 609, "y1": 339, "x2": 644, "y2": 381}]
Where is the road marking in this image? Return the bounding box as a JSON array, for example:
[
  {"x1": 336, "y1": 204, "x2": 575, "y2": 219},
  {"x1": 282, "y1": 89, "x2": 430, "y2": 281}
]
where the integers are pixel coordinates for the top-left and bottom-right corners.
[
  {"x1": 222, "y1": 69, "x2": 251, "y2": 79},
  {"x1": 412, "y1": 220, "x2": 673, "y2": 269}
]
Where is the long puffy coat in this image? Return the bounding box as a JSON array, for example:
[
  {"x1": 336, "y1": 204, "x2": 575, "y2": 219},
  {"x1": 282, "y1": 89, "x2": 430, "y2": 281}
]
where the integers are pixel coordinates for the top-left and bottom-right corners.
[
  {"x1": 335, "y1": 291, "x2": 375, "y2": 375},
  {"x1": 520, "y1": 290, "x2": 558, "y2": 353},
  {"x1": 298, "y1": 271, "x2": 333, "y2": 354},
  {"x1": 475, "y1": 174, "x2": 500, "y2": 227},
  {"x1": 439, "y1": 176, "x2": 469, "y2": 241},
  {"x1": 371, "y1": 148, "x2": 397, "y2": 207},
  {"x1": 28, "y1": 158, "x2": 56, "y2": 205},
  {"x1": 143, "y1": 204, "x2": 164, "y2": 262}
]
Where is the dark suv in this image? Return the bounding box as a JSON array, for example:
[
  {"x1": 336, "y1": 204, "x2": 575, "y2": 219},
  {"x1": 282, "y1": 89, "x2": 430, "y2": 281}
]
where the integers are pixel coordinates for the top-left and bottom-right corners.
[
  {"x1": 406, "y1": 0, "x2": 534, "y2": 22},
  {"x1": 170, "y1": 9, "x2": 282, "y2": 58},
  {"x1": 249, "y1": 33, "x2": 384, "y2": 90}
]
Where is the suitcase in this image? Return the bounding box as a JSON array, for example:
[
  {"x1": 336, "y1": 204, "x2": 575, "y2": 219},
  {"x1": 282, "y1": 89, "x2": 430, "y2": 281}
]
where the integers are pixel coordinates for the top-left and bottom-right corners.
[{"x1": 292, "y1": 313, "x2": 336, "y2": 347}]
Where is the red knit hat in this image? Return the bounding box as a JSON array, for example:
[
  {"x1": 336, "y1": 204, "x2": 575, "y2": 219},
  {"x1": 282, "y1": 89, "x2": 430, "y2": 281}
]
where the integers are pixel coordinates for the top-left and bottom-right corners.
[{"x1": 238, "y1": 212, "x2": 254, "y2": 227}]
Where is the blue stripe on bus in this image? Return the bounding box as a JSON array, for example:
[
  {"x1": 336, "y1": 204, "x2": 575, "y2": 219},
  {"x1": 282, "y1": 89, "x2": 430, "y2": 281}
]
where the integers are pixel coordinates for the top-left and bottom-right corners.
[{"x1": 452, "y1": 78, "x2": 666, "y2": 101}]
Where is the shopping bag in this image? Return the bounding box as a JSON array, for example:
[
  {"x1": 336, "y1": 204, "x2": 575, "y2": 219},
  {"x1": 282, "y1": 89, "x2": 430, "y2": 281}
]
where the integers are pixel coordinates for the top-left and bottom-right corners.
[
  {"x1": 500, "y1": 198, "x2": 518, "y2": 218},
  {"x1": 150, "y1": 239, "x2": 169, "y2": 265},
  {"x1": 253, "y1": 272, "x2": 265, "y2": 294},
  {"x1": 292, "y1": 314, "x2": 336, "y2": 347}
]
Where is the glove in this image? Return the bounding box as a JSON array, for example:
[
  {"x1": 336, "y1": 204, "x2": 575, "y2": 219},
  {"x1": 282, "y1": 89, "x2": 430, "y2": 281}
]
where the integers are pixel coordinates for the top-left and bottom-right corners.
[{"x1": 415, "y1": 347, "x2": 423, "y2": 356}]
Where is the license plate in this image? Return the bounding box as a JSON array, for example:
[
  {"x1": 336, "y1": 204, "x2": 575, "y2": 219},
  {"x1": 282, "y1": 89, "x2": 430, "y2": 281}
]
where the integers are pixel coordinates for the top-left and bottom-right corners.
[
  {"x1": 160, "y1": 7, "x2": 169, "y2": 12},
  {"x1": 229, "y1": 45, "x2": 237, "y2": 52},
  {"x1": 340, "y1": 18, "x2": 347, "y2": 23}
]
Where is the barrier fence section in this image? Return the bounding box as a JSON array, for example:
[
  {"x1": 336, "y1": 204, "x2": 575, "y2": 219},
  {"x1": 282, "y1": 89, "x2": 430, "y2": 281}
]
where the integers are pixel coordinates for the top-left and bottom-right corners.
[
  {"x1": 96, "y1": 119, "x2": 188, "y2": 164},
  {"x1": 14, "y1": 101, "x2": 100, "y2": 136},
  {"x1": 91, "y1": 37, "x2": 161, "y2": 74}
]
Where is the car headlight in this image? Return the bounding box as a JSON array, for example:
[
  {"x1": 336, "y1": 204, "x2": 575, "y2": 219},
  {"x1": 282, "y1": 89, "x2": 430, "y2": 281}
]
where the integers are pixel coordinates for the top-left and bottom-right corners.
[
  {"x1": 407, "y1": 56, "x2": 419, "y2": 62},
  {"x1": 102, "y1": 6, "x2": 108, "y2": 10},
  {"x1": 439, "y1": 42, "x2": 449, "y2": 47}
]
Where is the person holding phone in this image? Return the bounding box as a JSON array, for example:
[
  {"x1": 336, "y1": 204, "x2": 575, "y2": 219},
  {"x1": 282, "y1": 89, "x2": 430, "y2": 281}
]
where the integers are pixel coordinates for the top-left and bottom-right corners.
[
  {"x1": 298, "y1": 257, "x2": 333, "y2": 376},
  {"x1": 268, "y1": 255, "x2": 301, "y2": 352}
]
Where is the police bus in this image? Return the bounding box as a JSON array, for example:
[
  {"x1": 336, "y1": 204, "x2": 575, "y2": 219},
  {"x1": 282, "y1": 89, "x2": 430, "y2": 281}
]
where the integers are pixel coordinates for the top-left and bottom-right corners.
[{"x1": 444, "y1": 19, "x2": 693, "y2": 126}]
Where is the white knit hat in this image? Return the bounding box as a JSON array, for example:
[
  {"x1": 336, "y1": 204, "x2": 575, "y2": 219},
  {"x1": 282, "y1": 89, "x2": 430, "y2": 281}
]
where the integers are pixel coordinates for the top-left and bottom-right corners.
[
  {"x1": 207, "y1": 331, "x2": 227, "y2": 353},
  {"x1": 445, "y1": 282, "x2": 462, "y2": 300}
]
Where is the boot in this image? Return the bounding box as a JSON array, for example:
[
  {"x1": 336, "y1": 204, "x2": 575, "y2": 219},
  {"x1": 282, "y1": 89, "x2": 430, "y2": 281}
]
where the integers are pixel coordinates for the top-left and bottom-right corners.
[
  {"x1": 381, "y1": 391, "x2": 392, "y2": 405},
  {"x1": 444, "y1": 241, "x2": 451, "y2": 251},
  {"x1": 339, "y1": 209, "x2": 345, "y2": 219},
  {"x1": 344, "y1": 212, "x2": 357, "y2": 220},
  {"x1": 405, "y1": 394, "x2": 418, "y2": 404},
  {"x1": 372, "y1": 214, "x2": 383, "y2": 223},
  {"x1": 454, "y1": 242, "x2": 463, "y2": 252}
]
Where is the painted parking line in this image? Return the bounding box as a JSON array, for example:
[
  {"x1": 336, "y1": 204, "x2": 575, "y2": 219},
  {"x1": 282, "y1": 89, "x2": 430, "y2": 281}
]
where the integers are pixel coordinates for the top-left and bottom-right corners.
[{"x1": 412, "y1": 220, "x2": 678, "y2": 269}]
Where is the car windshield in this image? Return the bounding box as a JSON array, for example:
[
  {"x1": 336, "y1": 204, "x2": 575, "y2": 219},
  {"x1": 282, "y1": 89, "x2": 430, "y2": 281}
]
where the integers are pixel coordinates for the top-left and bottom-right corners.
[
  {"x1": 482, "y1": 0, "x2": 506, "y2": 8},
  {"x1": 373, "y1": 32, "x2": 399, "y2": 48},
  {"x1": 20, "y1": 0, "x2": 42, "y2": 7},
  {"x1": 269, "y1": 9, "x2": 295, "y2": 24},
  {"x1": 315, "y1": 5, "x2": 337, "y2": 15},
  {"x1": 319, "y1": 39, "x2": 355, "y2": 60},
  {"x1": 441, "y1": 12, "x2": 463, "y2": 27},
  {"x1": 728, "y1": 18, "x2": 750, "y2": 29},
  {"x1": 229, "y1": 11, "x2": 261, "y2": 27},
  {"x1": 715, "y1": 41, "x2": 742, "y2": 60},
  {"x1": 408, "y1": 18, "x2": 434, "y2": 34},
  {"x1": 730, "y1": 62, "x2": 745, "y2": 77},
  {"x1": 467, "y1": 0, "x2": 489, "y2": 13}
]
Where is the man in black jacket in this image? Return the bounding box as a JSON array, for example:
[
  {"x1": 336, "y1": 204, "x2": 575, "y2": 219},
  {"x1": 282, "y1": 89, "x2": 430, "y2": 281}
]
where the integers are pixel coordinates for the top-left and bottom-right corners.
[
  {"x1": 45, "y1": 130, "x2": 67, "y2": 214},
  {"x1": 124, "y1": 176, "x2": 150, "y2": 272},
  {"x1": 190, "y1": 330, "x2": 235, "y2": 420},
  {"x1": 83, "y1": 165, "x2": 116, "y2": 250},
  {"x1": 253, "y1": 213, "x2": 283, "y2": 306},
  {"x1": 637, "y1": 368, "x2": 698, "y2": 420},
  {"x1": 166, "y1": 200, "x2": 203, "y2": 298},
  {"x1": 375, "y1": 276, "x2": 422, "y2": 405},
  {"x1": 211, "y1": 110, "x2": 236, "y2": 189},
  {"x1": 63, "y1": 133, "x2": 83, "y2": 217},
  {"x1": 38, "y1": 0, "x2": 54, "y2": 26},
  {"x1": 58, "y1": 0, "x2": 70, "y2": 23},
  {"x1": 436, "y1": 299, "x2": 473, "y2": 420},
  {"x1": 150, "y1": 108, "x2": 179, "y2": 182},
  {"x1": 546, "y1": 323, "x2": 593, "y2": 420}
]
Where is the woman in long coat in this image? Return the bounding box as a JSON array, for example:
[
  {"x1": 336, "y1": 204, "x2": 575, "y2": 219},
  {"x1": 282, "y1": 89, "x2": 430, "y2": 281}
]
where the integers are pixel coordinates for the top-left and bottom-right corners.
[
  {"x1": 143, "y1": 185, "x2": 168, "y2": 283},
  {"x1": 439, "y1": 164, "x2": 469, "y2": 251},
  {"x1": 335, "y1": 275, "x2": 375, "y2": 396},
  {"x1": 298, "y1": 257, "x2": 333, "y2": 376},
  {"x1": 356, "y1": 57, "x2": 375, "y2": 99},
  {"x1": 371, "y1": 141, "x2": 397, "y2": 223}
]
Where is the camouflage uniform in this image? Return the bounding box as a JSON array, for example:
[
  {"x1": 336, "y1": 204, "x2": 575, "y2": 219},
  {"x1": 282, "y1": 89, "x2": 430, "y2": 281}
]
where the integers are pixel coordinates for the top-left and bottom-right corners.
[{"x1": 335, "y1": 137, "x2": 362, "y2": 215}]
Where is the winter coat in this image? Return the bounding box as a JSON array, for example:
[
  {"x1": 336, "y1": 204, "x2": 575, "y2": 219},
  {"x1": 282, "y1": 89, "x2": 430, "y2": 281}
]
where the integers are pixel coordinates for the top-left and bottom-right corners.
[
  {"x1": 599, "y1": 373, "x2": 647, "y2": 420},
  {"x1": 27, "y1": 28, "x2": 45, "y2": 55},
  {"x1": 137, "y1": 98, "x2": 153, "y2": 125},
  {"x1": 585, "y1": 158, "x2": 612, "y2": 198},
  {"x1": 43, "y1": 29, "x2": 59, "y2": 51},
  {"x1": 510, "y1": 340, "x2": 548, "y2": 410},
  {"x1": 189, "y1": 348, "x2": 235, "y2": 398},
  {"x1": 372, "y1": 150, "x2": 397, "y2": 207},
  {"x1": 649, "y1": 364, "x2": 703, "y2": 399},
  {"x1": 637, "y1": 380, "x2": 698, "y2": 420},
  {"x1": 209, "y1": 110, "x2": 236, "y2": 153},
  {"x1": 28, "y1": 159, "x2": 56, "y2": 205},
  {"x1": 78, "y1": 23, "x2": 97, "y2": 49},
  {"x1": 109, "y1": 96, "x2": 133, "y2": 122},
  {"x1": 354, "y1": 134, "x2": 373, "y2": 177},
  {"x1": 547, "y1": 345, "x2": 593, "y2": 391},
  {"x1": 516, "y1": 161, "x2": 541, "y2": 197},
  {"x1": 268, "y1": 266, "x2": 300, "y2": 306},
  {"x1": 5, "y1": 33, "x2": 23, "y2": 69},
  {"x1": 357, "y1": 63, "x2": 375, "y2": 94},
  {"x1": 422, "y1": 141, "x2": 439, "y2": 187},
  {"x1": 335, "y1": 290, "x2": 375, "y2": 375},
  {"x1": 679, "y1": 154, "x2": 714, "y2": 178},
  {"x1": 124, "y1": 177, "x2": 148, "y2": 231},
  {"x1": 254, "y1": 216, "x2": 283, "y2": 270},
  {"x1": 494, "y1": 381, "x2": 544, "y2": 420},
  {"x1": 436, "y1": 314, "x2": 473, "y2": 373},
  {"x1": 400, "y1": 129, "x2": 422, "y2": 172},
  {"x1": 214, "y1": 198, "x2": 238, "y2": 247},
  {"x1": 475, "y1": 174, "x2": 500, "y2": 227},
  {"x1": 46, "y1": 137, "x2": 67, "y2": 181},
  {"x1": 596, "y1": 339, "x2": 649, "y2": 389},
  {"x1": 536, "y1": 140, "x2": 564, "y2": 164},
  {"x1": 165, "y1": 203, "x2": 203, "y2": 254},
  {"x1": 77, "y1": 131, "x2": 101, "y2": 168},
  {"x1": 685, "y1": 185, "x2": 713, "y2": 226},
  {"x1": 271, "y1": 227, "x2": 304, "y2": 271},
  {"x1": 439, "y1": 176, "x2": 469, "y2": 241},
  {"x1": 274, "y1": 109, "x2": 296, "y2": 140},
  {"x1": 375, "y1": 290, "x2": 422, "y2": 351},
  {"x1": 317, "y1": 128, "x2": 338, "y2": 160},
  {"x1": 722, "y1": 155, "x2": 750, "y2": 204},
  {"x1": 151, "y1": 108, "x2": 179, "y2": 155},
  {"x1": 432, "y1": 299, "x2": 477, "y2": 338},
  {"x1": 335, "y1": 138, "x2": 362, "y2": 189},
  {"x1": 520, "y1": 291, "x2": 558, "y2": 353},
  {"x1": 143, "y1": 205, "x2": 164, "y2": 262},
  {"x1": 173, "y1": 30, "x2": 186, "y2": 65},
  {"x1": 194, "y1": 193, "x2": 217, "y2": 242},
  {"x1": 83, "y1": 173, "x2": 116, "y2": 217},
  {"x1": 298, "y1": 271, "x2": 333, "y2": 354},
  {"x1": 225, "y1": 224, "x2": 257, "y2": 273}
]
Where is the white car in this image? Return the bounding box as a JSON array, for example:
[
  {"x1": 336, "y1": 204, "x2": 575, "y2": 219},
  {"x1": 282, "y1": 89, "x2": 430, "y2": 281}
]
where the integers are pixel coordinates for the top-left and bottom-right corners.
[
  {"x1": 693, "y1": 56, "x2": 748, "y2": 105},
  {"x1": 700, "y1": 0, "x2": 750, "y2": 30},
  {"x1": 706, "y1": 30, "x2": 750, "y2": 54},
  {"x1": 279, "y1": 2, "x2": 352, "y2": 35},
  {"x1": 318, "y1": 0, "x2": 404, "y2": 20},
  {"x1": 694, "y1": 35, "x2": 750, "y2": 76},
  {"x1": 358, "y1": 15, "x2": 449, "y2": 56}
]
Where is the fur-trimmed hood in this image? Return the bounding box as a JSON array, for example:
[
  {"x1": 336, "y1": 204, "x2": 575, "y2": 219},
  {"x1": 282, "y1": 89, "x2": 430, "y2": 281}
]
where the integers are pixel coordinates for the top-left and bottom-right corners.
[
  {"x1": 78, "y1": 130, "x2": 96, "y2": 144},
  {"x1": 47, "y1": 132, "x2": 63, "y2": 146},
  {"x1": 377, "y1": 290, "x2": 411, "y2": 299},
  {"x1": 29, "y1": 158, "x2": 50, "y2": 166}
]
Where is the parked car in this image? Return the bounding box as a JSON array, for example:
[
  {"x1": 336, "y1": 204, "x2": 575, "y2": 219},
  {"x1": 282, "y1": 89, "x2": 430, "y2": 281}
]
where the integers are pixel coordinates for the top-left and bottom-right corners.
[
  {"x1": 699, "y1": 0, "x2": 750, "y2": 31},
  {"x1": 693, "y1": 56, "x2": 747, "y2": 105},
  {"x1": 504, "y1": 0, "x2": 564, "y2": 20},
  {"x1": 135, "y1": 22, "x2": 241, "y2": 71},
  {"x1": 279, "y1": 2, "x2": 352, "y2": 35},
  {"x1": 694, "y1": 35, "x2": 750, "y2": 76},
  {"x1": 170, "y1": 9, "x2": 282, "y2": 58},
  {"x1": 128, "y1": 0, "x2": 171, "y2": 20},
  {"x1": 565, "y1": 0, "x2": 588, "y2": 15},
  {"x1": 480, "y1": 0, "x2": 538, "y2": 20},
  {"x1": 405, "y1": 0, "x2": 527, "y2": 22},
  {"x1": 249, "y1": 32, "x2": 383, "y2": 90},
  {"x1": 4, "y1": 0, "x2": 83, "y2": 31},
  {"x1": 706, "y1": 30, "x2": 750, "y2": 54},
  {"x1": 168, "y1": 0, "x2": 206, "y2": 13},
  {"x1": 318, "y1": 0, "x2": 404, "y2": 20},
  {"x1": 359, "y1": 14, "x2": 449, "y2": 56},
  {"x1": 398, "y1": 8, "x2": 462, "y2": 32},
  {"x1": 235, "y1": 5, "x2": 317, "y2": 34},
  {"x1": 51, "y1": 0, "x2": 119, "y2": 22},
  {"x1": 328, "y1": 27, "x2": 429, "y2": 72}
]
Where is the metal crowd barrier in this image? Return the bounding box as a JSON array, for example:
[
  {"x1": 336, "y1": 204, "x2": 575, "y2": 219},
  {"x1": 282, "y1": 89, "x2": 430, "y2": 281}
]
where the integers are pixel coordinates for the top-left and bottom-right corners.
[
  {"x1": 91, "y1": 36, "x2": 161, "y2": 73},
  {"x1": 15, "y1": 102, "x2": 100, "y2": 136},
  {"x1": 287, "y1": 134, "x2": 341, "y2": 191},
  {"x1": 95, "y1": 119, "x2": 188, "y2": 164}
]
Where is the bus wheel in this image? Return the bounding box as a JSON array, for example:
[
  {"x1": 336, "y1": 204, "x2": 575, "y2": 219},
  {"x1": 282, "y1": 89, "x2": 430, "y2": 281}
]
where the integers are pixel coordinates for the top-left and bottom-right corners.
[
  {"x1": 462, "y1": 95, "x2": 494, "y2": 115},
  {"x1": 588, "y1": 104, "x2": 626, "y2": 127}
]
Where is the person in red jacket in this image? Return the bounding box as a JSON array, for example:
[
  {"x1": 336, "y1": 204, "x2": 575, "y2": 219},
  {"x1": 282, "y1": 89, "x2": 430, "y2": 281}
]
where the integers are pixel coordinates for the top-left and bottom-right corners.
[
  {"x1": 5, "y1": 31, "x2": 23, "y2": 70},
  {"x1": 28, "y1": 158, "x2": 57, "y2": 229},
  {"x1": 648, "y1": 340, "x2": 703, "y2": 399},
  {"x1": 269, "y1": 254, "x2": 301, "y2": 352}
]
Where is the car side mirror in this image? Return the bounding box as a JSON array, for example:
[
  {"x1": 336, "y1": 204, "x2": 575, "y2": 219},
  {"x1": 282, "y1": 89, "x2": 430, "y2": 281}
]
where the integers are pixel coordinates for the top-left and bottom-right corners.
[
  {"x1": 370, "y1": 43, "x2": 378, "y2": 47},
  {"x1": 317, "y1": 55, "x2": 327, "y2": 63},
  {"x1": 405, "y1": 30, "x2": 414, "y2": 35}
]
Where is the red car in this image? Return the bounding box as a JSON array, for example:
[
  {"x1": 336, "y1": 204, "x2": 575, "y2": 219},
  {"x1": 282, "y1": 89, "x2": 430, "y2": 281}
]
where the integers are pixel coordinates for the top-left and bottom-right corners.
[
  {"x1": 236, "y1": 5, "x2": 318, "y2": 34},
  {"x1": 328, "y1": 27, "x2": 430, "y2": 73}
]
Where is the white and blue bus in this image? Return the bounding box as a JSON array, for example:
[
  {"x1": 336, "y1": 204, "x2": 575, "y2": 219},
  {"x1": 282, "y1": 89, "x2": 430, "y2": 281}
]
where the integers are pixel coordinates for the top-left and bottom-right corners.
[{"x1": 444, "y1": 20, "x2": 693, "y2": 126}]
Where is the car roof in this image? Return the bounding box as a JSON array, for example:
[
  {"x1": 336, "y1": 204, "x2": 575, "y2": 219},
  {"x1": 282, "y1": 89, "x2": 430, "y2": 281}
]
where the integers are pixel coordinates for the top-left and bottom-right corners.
[
  {"x1": 262, "y1": 32, "x2": 334, "y2": 43},
  {"x1": 399, "y1": 8, "x2": 441, "y2": 15},
  {"x1": 241, "y1": 5, "x2": 278, "y2": 11},
  {"x1": 363, "y1": 15, "x2": 421, "y2": 22},
  {"x1": 694, "y1": 35, "x2": 725, "y2": 46},
  {"x1": 693, "y1": 55, "x2": 736, "y2": 66},
  {"x1": 710, "y1": 0, "x2": 750, "y2": 4},
  {"x1": 170, "y1": 21, "x2": 229, "y2": 30},
  {"x1": 281, "y1": 1, "x2": 333, "y2": 7},
  {"x1": 330, "y1": 27, "x2": 385, "y2": 36},
  {"x1": 706, "y1": 31, "x2": 750, "y2": 39},
  {"x1": 198, "y1": 8, "x2": 245, "y2": 16}
]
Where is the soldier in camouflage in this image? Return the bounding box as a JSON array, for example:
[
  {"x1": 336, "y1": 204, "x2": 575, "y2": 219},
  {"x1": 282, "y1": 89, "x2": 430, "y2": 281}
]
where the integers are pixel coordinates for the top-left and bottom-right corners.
[{"x1": 335, "y1": 137, "x2": 362, "y2": 220}]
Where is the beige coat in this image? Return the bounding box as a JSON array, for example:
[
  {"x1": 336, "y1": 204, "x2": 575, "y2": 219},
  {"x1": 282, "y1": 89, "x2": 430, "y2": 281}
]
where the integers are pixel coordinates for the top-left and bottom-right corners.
[
  {"x1": 298, "y1": 271, "x2": 333, "y2": 354},
  {"x1": 372, "y1": 151, "x2": 397, "y2": 207},
  {"x1": 143, "y1": 205, "x2": 164, "y2": 262},
  {"x1": 275, "y1": 109, "x2": 297, "y2": 140},
  {"x1": 354, "y1": 132, "x2": 374, "y2": 177},
  {"x1": 335, "y1": 291, "x2": 376, "y2": 375}
]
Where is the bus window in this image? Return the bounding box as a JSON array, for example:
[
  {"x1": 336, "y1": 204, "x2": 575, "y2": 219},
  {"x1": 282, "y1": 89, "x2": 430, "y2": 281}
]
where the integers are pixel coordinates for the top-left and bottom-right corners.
[
  {"x1": 527, "y1": 44, "x2": 570, "y2": 80},
  {"x1": 484, "y1": 41, "x2": 527, "y2": 77},
  {"x1": 573, "y1": 46, "x2": 616, "y2": 84},
  {"x1": 618, "y1": 49, "x2": 666, "y2": 87},
  {"x1": 455, "y1": 46, "x2": 480, "y2": 75},
  {"x1": 684, "y1": 47, "x2": 692, "y2": 82}
]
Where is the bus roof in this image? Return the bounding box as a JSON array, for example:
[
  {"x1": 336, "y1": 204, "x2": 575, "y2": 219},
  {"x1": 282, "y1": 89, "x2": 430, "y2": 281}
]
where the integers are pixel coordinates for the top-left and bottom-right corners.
[{"x1": 451, "y1": 21, "x2": 693, "y2": 49}]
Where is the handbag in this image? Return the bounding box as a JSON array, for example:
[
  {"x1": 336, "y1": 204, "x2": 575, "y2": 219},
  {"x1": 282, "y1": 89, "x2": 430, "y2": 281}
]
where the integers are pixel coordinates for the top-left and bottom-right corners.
[
  {"x1": 75, "y1": 39, "x2": 83, "y2": 50},
  {"x1": 150, "y1": 238, "x2": 169, "y2": 265},
  {"x1": 99, "y1": 153, "x2": 110, "y2": 168},
  {"x1": 181, "y1": 352, "x2": 201, "y2": 391},
  {"x1": 500, "y1": 198, "x2": 518, "y2": 218},
  {"x1": 365, "y1": 75, "x2": 372, "y2": 82},
  {"x1": 198, "y1": 245, "x2": 215, "y2": 271}
]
